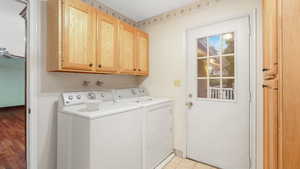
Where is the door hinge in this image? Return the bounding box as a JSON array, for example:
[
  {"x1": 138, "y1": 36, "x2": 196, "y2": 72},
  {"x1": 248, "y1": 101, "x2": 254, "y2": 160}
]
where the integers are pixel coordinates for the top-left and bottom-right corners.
[
  {"x1": 28, "y1": 108, "x2": 31, "y2": 114},
  {"x1": 249, "y1": 91, "x2": 252, "y2": 102}
]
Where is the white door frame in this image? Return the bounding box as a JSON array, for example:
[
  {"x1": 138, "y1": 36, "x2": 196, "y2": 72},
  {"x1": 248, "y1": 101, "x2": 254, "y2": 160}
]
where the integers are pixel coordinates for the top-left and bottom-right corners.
[
  {"x1": 26, "y1": 0, "x2": 39, "y2": 168},
  {"x1": 185, "y1": 10, "x2": 258, "y2": 169}
]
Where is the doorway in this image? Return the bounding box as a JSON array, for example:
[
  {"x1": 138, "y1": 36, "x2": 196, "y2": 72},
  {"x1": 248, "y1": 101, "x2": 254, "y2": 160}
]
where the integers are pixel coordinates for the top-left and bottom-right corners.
[
  {"x1": 0, "y1": 0, "x2": 28, "y2": 168},
  {"x1": 186, "y1": 17, "x2": 251, "y2": 169}
]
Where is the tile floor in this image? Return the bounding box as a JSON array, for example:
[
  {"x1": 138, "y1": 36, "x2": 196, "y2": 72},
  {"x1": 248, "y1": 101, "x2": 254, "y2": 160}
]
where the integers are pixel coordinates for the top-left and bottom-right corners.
[{"x1": 163, "y1": 157, "x2": 217, "y2": 169}]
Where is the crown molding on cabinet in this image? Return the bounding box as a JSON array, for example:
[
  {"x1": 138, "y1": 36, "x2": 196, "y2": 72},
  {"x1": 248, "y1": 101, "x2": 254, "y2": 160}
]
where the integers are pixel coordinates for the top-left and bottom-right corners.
[{"x1": 136, "y1": 0, "x2": 221, "y2": 27}]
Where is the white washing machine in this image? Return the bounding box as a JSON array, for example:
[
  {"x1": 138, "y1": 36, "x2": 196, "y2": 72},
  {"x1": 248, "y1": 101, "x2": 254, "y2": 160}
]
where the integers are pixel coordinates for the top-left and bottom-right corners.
[
  {"x1": 57, "y1": 91, "x2": 143, "y2": 169},
  {"x1": 113, "y1": 88, "x2": 174, "y2": 169}
]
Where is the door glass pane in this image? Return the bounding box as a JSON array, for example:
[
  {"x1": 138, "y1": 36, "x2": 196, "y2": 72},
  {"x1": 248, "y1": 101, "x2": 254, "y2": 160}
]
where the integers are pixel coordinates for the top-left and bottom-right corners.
[
  {"x1": 197, "y1": 37, "x2": 207, "y2": 57},
  {"x1": 196, "y1": 32, "x2": 236, "y2": 101},
  {"x1": 222, "y1": 79, "x2": 235, "y2": 88},
  {"x1": 208, "y1": 35, "x2": 221, "y2": 56},
  {"x1": 222, "y1": 32, "x2": 234, "y2": 54},
  {"x1": 222, "y1": 55, "x2": 235, "y2": 77},
  {"x1": 209, "y1": 79, "x2": 221, "y2": 99},
  {"x1": 208, "y1": 57, "x2": 220, "y2": 77},
  {"x1": 198, "y1": 79, "x2": 208, "y2": 98},
  {"x1": 209, "y1": 79, "x2": 220, "y2": 88},
  {"x1": 198, "y1": 59, "x2": 208, "y2": 77}
]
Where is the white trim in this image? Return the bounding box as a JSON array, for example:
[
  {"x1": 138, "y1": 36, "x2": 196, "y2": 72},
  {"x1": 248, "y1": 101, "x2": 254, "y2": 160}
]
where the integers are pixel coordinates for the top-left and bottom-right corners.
[
  {"x1": 27, "y1": 0, "x2": 38, "y2": 168},
  {"x1": 184, "y1": 9, "x2": 259, "y2": 169},
  {"x1": 154, "y1": 153, "x2": 175, "y2": 169}
]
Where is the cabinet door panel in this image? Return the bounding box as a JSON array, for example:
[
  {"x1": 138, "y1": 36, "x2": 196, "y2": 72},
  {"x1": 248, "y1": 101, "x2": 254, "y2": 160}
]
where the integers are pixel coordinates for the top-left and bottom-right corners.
[
  {"x1": 264, "y1": 80, "x2": 278, "y2": 169},
  {"x1": 119, "y1": 23, "x2": 136, "y2": 74},
  {"x1": 263, "y1": 0, "x2": 278, "y2": 75},
  {"x1": 63, "y1": 0, "x2": 95, "y2": 71},
  {"x1": 136, "y1": 31, "x2": 149, "y2": 75},
  {"x1": 282, "y1": 0, "x2": 300, "y2": 168},
  {"x1": 96, "y1": 12, "x2": 118, "y2": 73}
]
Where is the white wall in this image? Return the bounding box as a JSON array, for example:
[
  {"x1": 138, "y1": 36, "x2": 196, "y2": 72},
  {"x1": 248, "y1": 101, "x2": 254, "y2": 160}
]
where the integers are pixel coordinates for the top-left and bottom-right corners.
[
  {"x1": 0, "y1": 0, "x2": 26, "y2": 57},
  {"x1": 138, "y1": 0, "x2": 262, "y2": 168},
  {"x1": 37, "y1": 2, "x2": 139, "y2": 169}
]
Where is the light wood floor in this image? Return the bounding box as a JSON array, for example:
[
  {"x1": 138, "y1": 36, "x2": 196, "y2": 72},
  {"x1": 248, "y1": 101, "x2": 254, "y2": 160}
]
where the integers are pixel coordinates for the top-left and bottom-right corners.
[{"x1": 163, "y1": 157, "x2": 217, "y2": 169}]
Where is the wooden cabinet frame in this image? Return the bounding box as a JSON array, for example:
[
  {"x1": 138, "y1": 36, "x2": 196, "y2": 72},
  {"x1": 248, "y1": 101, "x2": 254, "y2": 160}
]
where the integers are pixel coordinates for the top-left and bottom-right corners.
[
  {"x1": 62, "y1": 0, "x2": 96, "y2": 71},
  {"x1": 47, "y1": 0, "x2": 149, "y2": 76},
  {"x1": 135, "y1": 30, "x2": 149, "y2": 76},
  {"x1": 95, "y1": 11, "x2": 118, "y2": 73},
  {"x1": 118, "y1": 21, "x2": 137, "y2": 74}
]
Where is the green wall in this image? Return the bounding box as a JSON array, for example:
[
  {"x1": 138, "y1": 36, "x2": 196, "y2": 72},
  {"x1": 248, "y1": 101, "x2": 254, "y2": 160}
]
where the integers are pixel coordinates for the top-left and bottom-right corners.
[{"x1": 0, "y1": 57, "x2": 25, "y2": 107}]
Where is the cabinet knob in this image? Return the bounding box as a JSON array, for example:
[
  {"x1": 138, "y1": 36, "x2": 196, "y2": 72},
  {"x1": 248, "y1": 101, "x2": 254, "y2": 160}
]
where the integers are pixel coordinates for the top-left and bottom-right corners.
[
  {"x1": 133, "y1": 68, "x2": 137, "y2": 71},
  {"x1": 138, "y1": 69, "x2": 141, "y2": 71},
  {"x1": 89, "y1": 63, "x2": 93, "y2": 67},
  {"x1": 98, "y1": 64, "x2": 102, "y2": 68}
]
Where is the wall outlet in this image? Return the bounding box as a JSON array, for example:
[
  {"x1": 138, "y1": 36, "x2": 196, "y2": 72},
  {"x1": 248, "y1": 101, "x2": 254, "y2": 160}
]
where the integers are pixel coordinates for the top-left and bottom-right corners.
[{"x1": 174, "y1": 80, "x2": 181, "y2": 87}]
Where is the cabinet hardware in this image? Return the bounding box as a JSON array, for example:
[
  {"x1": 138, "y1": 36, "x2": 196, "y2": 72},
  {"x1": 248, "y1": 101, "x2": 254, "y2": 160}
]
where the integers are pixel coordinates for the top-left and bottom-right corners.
[
  {"x1": 98, "y1": 64, "x2": 102, "y2": 68},
  {"x1": 138, "y1": 69, "x2": 141, "y2": 71},
  {"x1": 134, "y1": 68, "x2": 137, "y2": 71},
  {"x1": 89, "y1": 64, "x2": 93, "y2": 67},
  {"x1": 262, "y1": 68, "x2": 270, "y2": 72},
  {"x1": 262, "y1": 84, "x2": 278, "y2": 90}
]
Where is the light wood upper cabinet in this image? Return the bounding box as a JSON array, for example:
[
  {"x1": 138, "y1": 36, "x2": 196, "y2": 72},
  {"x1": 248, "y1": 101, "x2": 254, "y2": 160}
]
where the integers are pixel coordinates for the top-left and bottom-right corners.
[
  {"x1": 62, "y1": 0, "x2": 96, "y2": 71},
  {"x1": 118, "y1": 22, "x2": 136, "y2": 74},
  {"x1": 47, "y1": 0, "x2": 149, "y2": 76},
  {"x1": 95, "y1": 11, "x2": 118, "y2": 73},
  {"x1": 263, "y1": 0, "x2": 278, "y2": 75},
  {"x1": 135, "y1": 31, "x2": 149, "y2": 75}
]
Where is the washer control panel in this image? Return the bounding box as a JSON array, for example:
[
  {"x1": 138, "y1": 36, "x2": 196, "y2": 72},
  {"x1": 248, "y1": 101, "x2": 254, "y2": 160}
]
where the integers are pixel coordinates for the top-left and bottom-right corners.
[
  {"x1": 62, "y1": 91, "x2": 115, "y2": 106},
  {"x1": 113, "y1": 88, "x2": 147, "y2": 100},
  {"x1": 62, "y1": 92, "x2": 87, "y2": 106}
]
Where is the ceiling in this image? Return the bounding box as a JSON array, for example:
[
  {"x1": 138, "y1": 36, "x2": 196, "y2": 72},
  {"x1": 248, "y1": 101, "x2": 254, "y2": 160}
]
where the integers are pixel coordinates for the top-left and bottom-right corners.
[{"x1": 96, "y1": 0, "x2": 196, "y2": 21}]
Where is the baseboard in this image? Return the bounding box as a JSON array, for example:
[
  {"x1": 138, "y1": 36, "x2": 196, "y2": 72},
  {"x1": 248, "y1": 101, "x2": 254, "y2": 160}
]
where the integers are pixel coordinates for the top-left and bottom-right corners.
[
  {"x1": 155, "y1": 153, "x2": 175, "y2": 169},
  {"x1": 174, "y1": 149, "x2": 184, "y2": 158},
  {"x1": 0, "y1": 105, "x2": 25, "y2": 111}
]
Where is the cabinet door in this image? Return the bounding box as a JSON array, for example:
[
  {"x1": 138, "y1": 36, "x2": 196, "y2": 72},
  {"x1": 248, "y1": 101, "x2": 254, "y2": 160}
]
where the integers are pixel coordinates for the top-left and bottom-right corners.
[
  {"x1": 136, "y1": 31, "x2": 149, "y2": 75},
  {"x1": 264, "y1": 80, "x2": 278, "y2": 169},
  {"x1": 95, "y1": 12, "x2": 118, "y2": 73},
  {"x1": 119, "y1": 22, "x2": 136, "y2": 74},
  {"x1": 282, "y1": 0, "x2": 300, "y2": 168},
  {"x1": 62, "y1": 0, "x2": 95, "y2": 71},
  {"x1": 263, "y1": 0, "x2": 278, "y2": 75}
]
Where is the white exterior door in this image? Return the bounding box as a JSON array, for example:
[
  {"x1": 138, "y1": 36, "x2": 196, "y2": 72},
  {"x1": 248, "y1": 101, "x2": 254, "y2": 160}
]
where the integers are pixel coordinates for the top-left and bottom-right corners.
[{"x1": 186, "y1": 17, "x2": 250, "y2": 169}]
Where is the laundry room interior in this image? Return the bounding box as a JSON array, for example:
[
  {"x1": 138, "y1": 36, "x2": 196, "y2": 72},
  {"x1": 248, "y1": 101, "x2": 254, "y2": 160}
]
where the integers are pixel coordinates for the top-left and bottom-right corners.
[{"x1": 1, "y1": 0, "x2": 300, "y2": 169}]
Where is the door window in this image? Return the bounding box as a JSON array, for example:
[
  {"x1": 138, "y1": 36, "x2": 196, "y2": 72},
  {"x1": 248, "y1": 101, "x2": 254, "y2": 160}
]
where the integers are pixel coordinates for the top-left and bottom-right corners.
[{"x1": 197, "y1": 32, "x2": 235, "y2": 100}]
